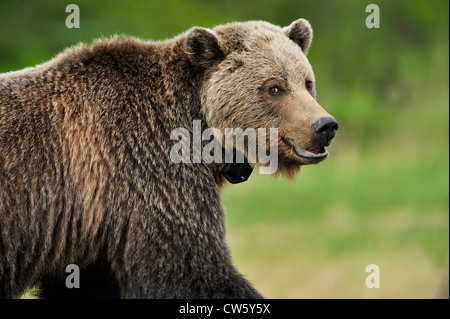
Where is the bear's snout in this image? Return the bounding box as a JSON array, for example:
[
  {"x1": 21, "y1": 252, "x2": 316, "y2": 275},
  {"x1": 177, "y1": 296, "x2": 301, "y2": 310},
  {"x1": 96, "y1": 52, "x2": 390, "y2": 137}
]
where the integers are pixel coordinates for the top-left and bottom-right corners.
[{"x1": 311, "y1": 116, "x2": 338, "y2": 147}]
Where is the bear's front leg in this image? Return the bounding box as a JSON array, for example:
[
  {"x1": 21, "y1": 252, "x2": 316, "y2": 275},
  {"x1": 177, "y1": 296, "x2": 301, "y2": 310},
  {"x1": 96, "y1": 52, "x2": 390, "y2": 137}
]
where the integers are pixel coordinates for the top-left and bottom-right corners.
[
  {"x1": 117, "y1": 244, "x2": 263, "y2": 299},
  {"x1": 109, "y1": 209, "x2": 262, "y2": 299}
]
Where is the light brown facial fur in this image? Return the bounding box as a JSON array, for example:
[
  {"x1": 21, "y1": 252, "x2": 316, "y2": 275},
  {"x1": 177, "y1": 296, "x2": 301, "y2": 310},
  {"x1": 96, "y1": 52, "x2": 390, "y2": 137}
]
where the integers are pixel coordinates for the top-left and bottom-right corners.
[{"x1": 194, "y1": 19, "x2": 337, "y2": 177}]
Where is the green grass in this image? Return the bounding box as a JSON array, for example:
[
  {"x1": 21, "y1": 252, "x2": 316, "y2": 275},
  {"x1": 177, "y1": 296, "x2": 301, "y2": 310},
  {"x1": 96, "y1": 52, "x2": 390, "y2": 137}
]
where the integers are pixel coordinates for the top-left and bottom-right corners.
[
  {"x1": 224, "y1": 140, "x2": 448, "y2": 225},
  {"x1": 224, "y1": 150, "x2": 449, "y2": 298}
]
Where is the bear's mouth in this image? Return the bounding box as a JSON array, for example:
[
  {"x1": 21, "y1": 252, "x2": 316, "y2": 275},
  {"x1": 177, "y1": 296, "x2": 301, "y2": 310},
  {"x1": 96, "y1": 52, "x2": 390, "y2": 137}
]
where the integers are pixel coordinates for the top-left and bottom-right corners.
[{"x1": 282, "y1": 137, "x2": 328, "y2": 163}]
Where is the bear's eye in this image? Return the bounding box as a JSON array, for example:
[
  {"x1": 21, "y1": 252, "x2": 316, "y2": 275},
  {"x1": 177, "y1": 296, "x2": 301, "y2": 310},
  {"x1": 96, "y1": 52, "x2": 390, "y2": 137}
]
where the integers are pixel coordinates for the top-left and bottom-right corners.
[
  {"x1": 305, "y1": 80, "x2": 313, "y2": 92},
  {"x1": 268, "y1": 86, "x2": 284, "y2": 96}
]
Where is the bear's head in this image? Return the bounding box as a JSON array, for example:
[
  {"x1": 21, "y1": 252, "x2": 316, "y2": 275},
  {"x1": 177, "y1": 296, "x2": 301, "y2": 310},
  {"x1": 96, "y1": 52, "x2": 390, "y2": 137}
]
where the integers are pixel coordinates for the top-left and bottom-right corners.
[{"x1": 185, "y1": 19, "x2": 338, "y2": 178}]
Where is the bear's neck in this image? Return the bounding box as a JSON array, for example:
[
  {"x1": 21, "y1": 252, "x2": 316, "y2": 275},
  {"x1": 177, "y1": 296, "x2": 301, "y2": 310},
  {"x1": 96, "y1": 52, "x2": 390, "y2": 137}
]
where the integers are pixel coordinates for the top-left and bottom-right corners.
[{"x1": 118, "y1": 36, "x2": 227, "y2": 188}]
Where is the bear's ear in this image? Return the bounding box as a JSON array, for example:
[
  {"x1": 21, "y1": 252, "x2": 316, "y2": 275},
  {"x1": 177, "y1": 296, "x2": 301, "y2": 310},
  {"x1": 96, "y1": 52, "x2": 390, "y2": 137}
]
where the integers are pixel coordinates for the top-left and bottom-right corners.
[
  {"x1": 186, "y1": 27, "x2": 224, "y2": 69},
  {"x1": 283, "y1": 18, "x2": 313, "y2": 54}
]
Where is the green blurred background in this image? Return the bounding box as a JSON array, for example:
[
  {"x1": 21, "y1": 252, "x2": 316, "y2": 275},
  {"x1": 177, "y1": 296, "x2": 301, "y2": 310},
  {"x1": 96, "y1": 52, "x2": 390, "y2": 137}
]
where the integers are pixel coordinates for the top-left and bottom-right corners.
[{"x1": 0, "y1": 0, "x2": 448, "y2": 298}]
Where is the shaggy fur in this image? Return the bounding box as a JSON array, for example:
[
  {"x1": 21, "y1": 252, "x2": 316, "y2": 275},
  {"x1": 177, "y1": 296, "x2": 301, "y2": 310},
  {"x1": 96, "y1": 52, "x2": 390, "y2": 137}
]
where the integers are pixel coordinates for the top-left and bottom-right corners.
[{"x1": 0, "y1": 19, "x2": 334, "y2": 298}]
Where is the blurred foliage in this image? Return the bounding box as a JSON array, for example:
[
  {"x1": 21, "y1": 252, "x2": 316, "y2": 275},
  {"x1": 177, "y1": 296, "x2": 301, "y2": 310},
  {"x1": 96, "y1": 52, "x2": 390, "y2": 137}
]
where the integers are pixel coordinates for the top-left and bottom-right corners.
[{"x1": 1, "y1": 0, "x2": 448, "y2": 298}]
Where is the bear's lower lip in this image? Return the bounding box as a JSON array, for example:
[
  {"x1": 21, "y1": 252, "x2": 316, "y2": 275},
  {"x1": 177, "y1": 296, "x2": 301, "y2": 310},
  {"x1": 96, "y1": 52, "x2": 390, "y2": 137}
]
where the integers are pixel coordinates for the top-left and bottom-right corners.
[{"x1": 282, "y1": 137, "x2": 328, "y2": 162}]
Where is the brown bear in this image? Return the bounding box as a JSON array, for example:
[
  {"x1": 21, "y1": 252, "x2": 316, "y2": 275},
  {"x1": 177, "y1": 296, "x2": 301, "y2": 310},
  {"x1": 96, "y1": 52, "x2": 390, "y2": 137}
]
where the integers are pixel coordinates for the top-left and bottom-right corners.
[{"x1": 0, "y1": 19, "x2": 337, "y2": 298}]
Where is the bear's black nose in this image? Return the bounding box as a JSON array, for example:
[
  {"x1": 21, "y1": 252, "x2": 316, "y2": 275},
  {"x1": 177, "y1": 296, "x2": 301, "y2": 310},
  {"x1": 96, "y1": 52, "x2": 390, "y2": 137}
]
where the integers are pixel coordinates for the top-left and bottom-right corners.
[{"x1": 312, "y1": 116, "x2": 339, "y2": 146}]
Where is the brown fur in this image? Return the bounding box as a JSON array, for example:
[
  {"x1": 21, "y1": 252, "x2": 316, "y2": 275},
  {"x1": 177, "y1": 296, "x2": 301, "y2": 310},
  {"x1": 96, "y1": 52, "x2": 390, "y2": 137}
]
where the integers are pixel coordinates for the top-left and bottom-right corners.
[
  {"x1": 0, "y1": 19, "x2": 335, "y2": 298},
  {"x1": 202, "y1": 20, "x2": 333, "y2": 178}
]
